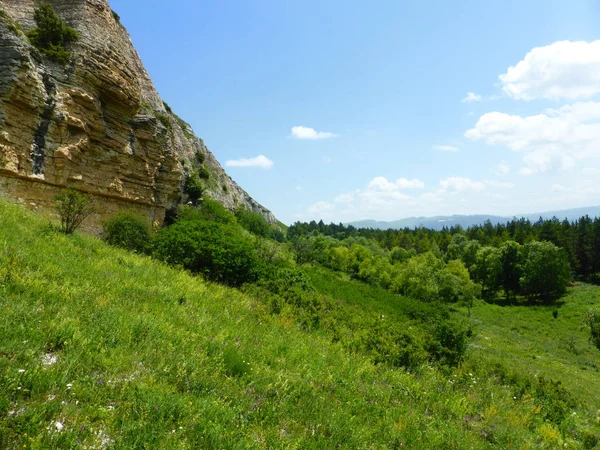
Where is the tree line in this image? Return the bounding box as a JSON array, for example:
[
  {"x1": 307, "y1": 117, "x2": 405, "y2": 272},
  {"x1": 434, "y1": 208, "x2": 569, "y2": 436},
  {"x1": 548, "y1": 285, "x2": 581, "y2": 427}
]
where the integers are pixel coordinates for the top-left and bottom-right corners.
[{"x1": 288, "y1": 215, "x2": 600, "y2": 283}]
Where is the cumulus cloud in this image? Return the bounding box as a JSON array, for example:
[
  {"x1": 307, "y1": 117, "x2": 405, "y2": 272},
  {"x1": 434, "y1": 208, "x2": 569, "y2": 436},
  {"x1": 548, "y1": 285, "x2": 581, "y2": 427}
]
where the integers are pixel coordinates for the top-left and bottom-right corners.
[
  {"x1": 367, "y1": 176, "x2": 425, "y2": 191},
  {"x1": 291, "y1": 126, "x2": 338, "y2": 140},
  {"x1": 499, "y1": 40, "x2": 600, "y2": 101},
  {"x1": 335, "y1": 193, "x2": 354, "y2": 203},
  {"x1": 465, "y1": 102, "x2": 600, "y2": 174},
  {"x1": 225, "y1": 155, "x2": 274, "y2": 169},
  {"x1": 462, "y1": 92, "x2": 482, "y2": 103},
  {"x1": 308, "y1": 201, "x2": 333, "y2": 214},
  {"x1": 433, "y1": 145, "x2": 459, "y2": 152},
  {"x1": 439, "y1": 177, "x2": 485, "y2": 192},
  {"x1": 305, "y1": 174, "x2": 521, "y2": 222}
]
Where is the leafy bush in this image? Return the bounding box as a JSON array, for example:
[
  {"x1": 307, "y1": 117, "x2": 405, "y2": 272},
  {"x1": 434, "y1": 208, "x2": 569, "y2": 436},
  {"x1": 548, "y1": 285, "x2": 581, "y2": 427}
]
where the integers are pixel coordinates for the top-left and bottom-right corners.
[
  {"x1": 235, "y1": 208, "x2": 271, "y2": 237},
  {"x1": 27, "y1": 3, "x2": 79, "y2": 63},
  {"x1": 183, "y1": 173, "x2": 203, "y2": 205},
  {"x1": 156, "y1": 113, "x2": 170, "y2": 129},
  {"x1": 54, "y1": 189, "x2": 94, "y2": 234},
  {"x1": 111, "y1": 9, "x2": 120, "y2": 24},
  {"x1": 153, "y1": 221, "x2": 260, "y2": 286},
  {"x1": 355, "y1": 322, "x2": 428, "y2": 369},
  {"x1": 426, "y1": 320, "x2": 469, "y2": 367},
  {"x1": 197, "y1": 165, "x2": 210, "y2": 180},
  {"x1": 481, "y1": 363, "x2": 576, "y2": 425},
  {"x1": 177, "y1": 200, "x2": 235, "y2": 225},
  {"x1": 103, "y1": 212, "x2": 152, "y2": 253},
  {"x1": 585, "y1": 308, "x2": 600, "y2": 350}
]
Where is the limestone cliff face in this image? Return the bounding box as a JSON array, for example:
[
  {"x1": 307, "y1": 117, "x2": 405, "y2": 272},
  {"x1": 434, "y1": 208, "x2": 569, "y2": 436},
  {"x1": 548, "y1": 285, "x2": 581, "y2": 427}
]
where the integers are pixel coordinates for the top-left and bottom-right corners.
[{"x1": 0, "y1": 0, "x2": 276, "y2": 231}]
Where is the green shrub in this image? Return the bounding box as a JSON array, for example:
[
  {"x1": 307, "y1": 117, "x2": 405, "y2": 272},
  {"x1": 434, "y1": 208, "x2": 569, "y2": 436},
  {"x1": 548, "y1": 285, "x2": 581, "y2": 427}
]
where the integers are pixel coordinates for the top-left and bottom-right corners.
[
  {"x1": 54, "y1": 189, "x2": 94, "y2": 234},
  {"x1": 270, "y1": 228, "x2": 285, "y2": 242},
  {"x1": 235, "y1": 208, "x2": 271, "y2": 237},
  {"x1": 426, "y1": 320, "x2": 469, "y2": 367},
  {"x1": 585, "y1": 308, "x2": 600, "y2": 350},
  {"x1": 103, "y1": 212, "x2": 152, "y2": 253},
  {"x1": 111, "y1": 9, "x2": 120, "y2": 24},
  {"x1": 153, "y1": 221, "x2": 260, "y2": 286},
  {"x1": 183, "y1": 173, "x2": 203, "y2": 205},
  {"x1": 27, "y1": 3, "x2": 79, "y2": 63},
  {"x1": 355, "y1": 322, "x2": 428, "y2": 369},
  {"x1": 196, "y1": 165, "x2": 210, "y2": 180},
  {"x1": 176, "y1": 200, "x2": 235, "y2": 225},
  {"x1": 156, "y1": 113, "x2": 170, "y2": 129}
]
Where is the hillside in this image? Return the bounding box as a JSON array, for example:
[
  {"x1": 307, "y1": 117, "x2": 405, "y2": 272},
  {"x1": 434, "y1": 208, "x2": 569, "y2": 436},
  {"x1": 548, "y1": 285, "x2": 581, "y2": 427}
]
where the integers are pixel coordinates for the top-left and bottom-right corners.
[
  {"x1": 1, "y1": 201, "x2": 600, "y2": 448},
  {"x1": 347, "y1": 206, "x2": 600, "y2": 231},
  {"x1": 0, "y1": 0, "x2": 275, "y2": 232}
]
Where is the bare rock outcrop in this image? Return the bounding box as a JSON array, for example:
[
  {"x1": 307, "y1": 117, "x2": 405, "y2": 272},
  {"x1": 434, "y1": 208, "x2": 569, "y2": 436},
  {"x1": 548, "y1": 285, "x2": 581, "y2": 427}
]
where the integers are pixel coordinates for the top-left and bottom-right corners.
[{"x1": 0, "y1": 0, "x2": 276, "y2": 231}]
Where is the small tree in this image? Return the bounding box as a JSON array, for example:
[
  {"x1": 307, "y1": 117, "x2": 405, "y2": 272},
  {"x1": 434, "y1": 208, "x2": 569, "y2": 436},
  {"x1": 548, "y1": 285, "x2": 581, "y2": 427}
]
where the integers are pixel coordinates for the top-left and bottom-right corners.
[
  {"x1": 520, "y1": 241, "x2": 570, "y2": 301},
  {"x1": 584, "y1": 308, "x2": 600, "y2": 350},
  {"x1": 55, "y1": 189, "x2": 94, "y2": 234},
  {"x1": 499, "y1": 240, "x2": 522, "y2": 301},
  {"x1": 27, "y1": 3, "x2": 79, "y2": 63}
]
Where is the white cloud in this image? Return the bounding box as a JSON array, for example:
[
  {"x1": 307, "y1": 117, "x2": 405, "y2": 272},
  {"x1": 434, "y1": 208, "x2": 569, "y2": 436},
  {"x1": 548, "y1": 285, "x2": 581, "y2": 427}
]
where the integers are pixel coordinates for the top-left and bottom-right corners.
[
  {"x1": 296, "y1": 185, "x2": 303, "y2": 191},
  {"x1": 582, "y1": 167, "x2": 600, "y2": 175},
  {"x1": 307, "y1": 201, "x2": 333, "y2": 214},
  {"x1": 291, "y1": 126, "x2": 338, "y2": 140},
  {"x1": 551, "y1": 184, "x2": 570, "y2": 192},
  {"x1": 433, "y1": 145, "x2": 459, "y2": 152},
  {"x1": 367, "y1": 176, "x2": 425, "y2": 191},
  {"x1": 499, "y1": 40, "x2": 600, "y2": 101},
  {"x1": 482, "y1": 179, "x2": 515, "y2": 189},
  {"x1": 462, "y1": 92, "x2": 482, "y2": 103},
  {"x1": 497, "y1": 161, "x2": 511, "y2": 175},
  {"x1": 439, "y1": 177, "x2": 485, "y2": 192},
  {"x1": 335, "y1": 193, "x2": 354, "y2": 203},
  {"x1": 225, "y1": 154, "x2": 274, "y2": 169},
  {"x1": 465, "y1": 102, "x2": 600, "y2": 174},
  {"x1": 305, "y1": 174, "x2": 526, "y2": 223},
  {"x1": 396, "y1": 178, "x2": 425, "y2": 189}
]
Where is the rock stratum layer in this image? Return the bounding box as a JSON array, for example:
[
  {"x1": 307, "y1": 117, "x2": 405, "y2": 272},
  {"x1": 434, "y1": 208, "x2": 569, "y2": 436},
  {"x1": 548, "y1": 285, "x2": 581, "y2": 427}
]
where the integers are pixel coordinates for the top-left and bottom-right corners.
[{"x1": 0, "y1": 0, "x2": 276, "y2": 231}]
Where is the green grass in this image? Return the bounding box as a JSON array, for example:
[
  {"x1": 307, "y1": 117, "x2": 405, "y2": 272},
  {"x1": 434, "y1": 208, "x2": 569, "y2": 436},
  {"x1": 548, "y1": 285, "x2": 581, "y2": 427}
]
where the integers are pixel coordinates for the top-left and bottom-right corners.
[
  {"x1": 464, "y1": 287, "x2": 600, "y2": 414},
  {"x1": 0, "y1": 201, "x2": 599, "y2": 448}
]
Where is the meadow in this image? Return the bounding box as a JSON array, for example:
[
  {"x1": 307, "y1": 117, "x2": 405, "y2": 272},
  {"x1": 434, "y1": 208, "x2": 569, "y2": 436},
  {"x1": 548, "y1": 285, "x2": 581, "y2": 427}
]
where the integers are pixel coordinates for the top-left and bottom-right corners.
[{"x1": 0, "y1": 201, "x2": 599, "y2": 449}]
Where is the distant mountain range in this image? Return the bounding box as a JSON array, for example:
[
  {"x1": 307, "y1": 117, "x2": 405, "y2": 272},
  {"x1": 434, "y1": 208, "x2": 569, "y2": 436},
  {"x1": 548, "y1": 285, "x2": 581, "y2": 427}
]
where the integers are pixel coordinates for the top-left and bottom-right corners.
[{"x1": 346, "y1": 206, "x2": 600, "y2": 231}]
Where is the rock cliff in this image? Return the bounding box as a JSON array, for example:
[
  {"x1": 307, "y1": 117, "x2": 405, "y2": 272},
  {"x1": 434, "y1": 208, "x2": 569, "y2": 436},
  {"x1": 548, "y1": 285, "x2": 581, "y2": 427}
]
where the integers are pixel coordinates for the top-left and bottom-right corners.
[{"x1": 0, "y1": 0, "x2": 276, "y2": 231}]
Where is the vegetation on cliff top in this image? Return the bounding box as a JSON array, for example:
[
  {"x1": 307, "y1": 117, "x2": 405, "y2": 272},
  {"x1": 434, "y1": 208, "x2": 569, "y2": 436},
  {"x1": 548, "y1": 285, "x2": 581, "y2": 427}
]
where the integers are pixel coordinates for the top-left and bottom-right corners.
[{"x1": 27, "y1": 3, "x2": 79, "y2": 63}]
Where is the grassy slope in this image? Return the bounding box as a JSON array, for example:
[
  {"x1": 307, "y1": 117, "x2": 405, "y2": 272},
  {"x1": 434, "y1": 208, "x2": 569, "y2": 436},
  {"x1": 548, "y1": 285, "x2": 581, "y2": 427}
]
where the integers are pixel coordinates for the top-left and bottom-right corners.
[
  {"x1": 307, "y1": 266, "x2": 600, "y2": 408},
  {"x1": 306, "y1": 265, "x2": 600, "y2": 444},
  {"x1": 0, "y1": 201, "x2": 598, "y2": 449},
  {"x1": 467, "y1": 287, "x2": 600, "y2": 414}
]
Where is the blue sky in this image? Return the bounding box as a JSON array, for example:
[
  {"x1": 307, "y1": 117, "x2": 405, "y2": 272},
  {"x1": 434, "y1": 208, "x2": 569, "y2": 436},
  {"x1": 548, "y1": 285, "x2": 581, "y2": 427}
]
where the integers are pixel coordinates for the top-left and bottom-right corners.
[{"x1": 109, "y1": 0, "x2": 600, "y2": 224}]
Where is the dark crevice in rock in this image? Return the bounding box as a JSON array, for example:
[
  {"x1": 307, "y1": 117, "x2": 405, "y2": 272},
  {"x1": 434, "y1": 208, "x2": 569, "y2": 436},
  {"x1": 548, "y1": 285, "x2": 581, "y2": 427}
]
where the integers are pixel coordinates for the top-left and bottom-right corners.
[
  {"x1": 31, "y1": 72, "x2": 57, "y2": 175},
  {"x1": 128, "y1": 130, "x2": 135, "y2": 155}
]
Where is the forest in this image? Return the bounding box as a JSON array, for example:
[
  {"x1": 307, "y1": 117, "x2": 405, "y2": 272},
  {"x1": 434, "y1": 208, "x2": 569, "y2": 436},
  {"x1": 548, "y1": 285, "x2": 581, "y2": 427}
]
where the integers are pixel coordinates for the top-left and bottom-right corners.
[{"x1": 288, "y1": 215, "x2": 600, "y2": 301}]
